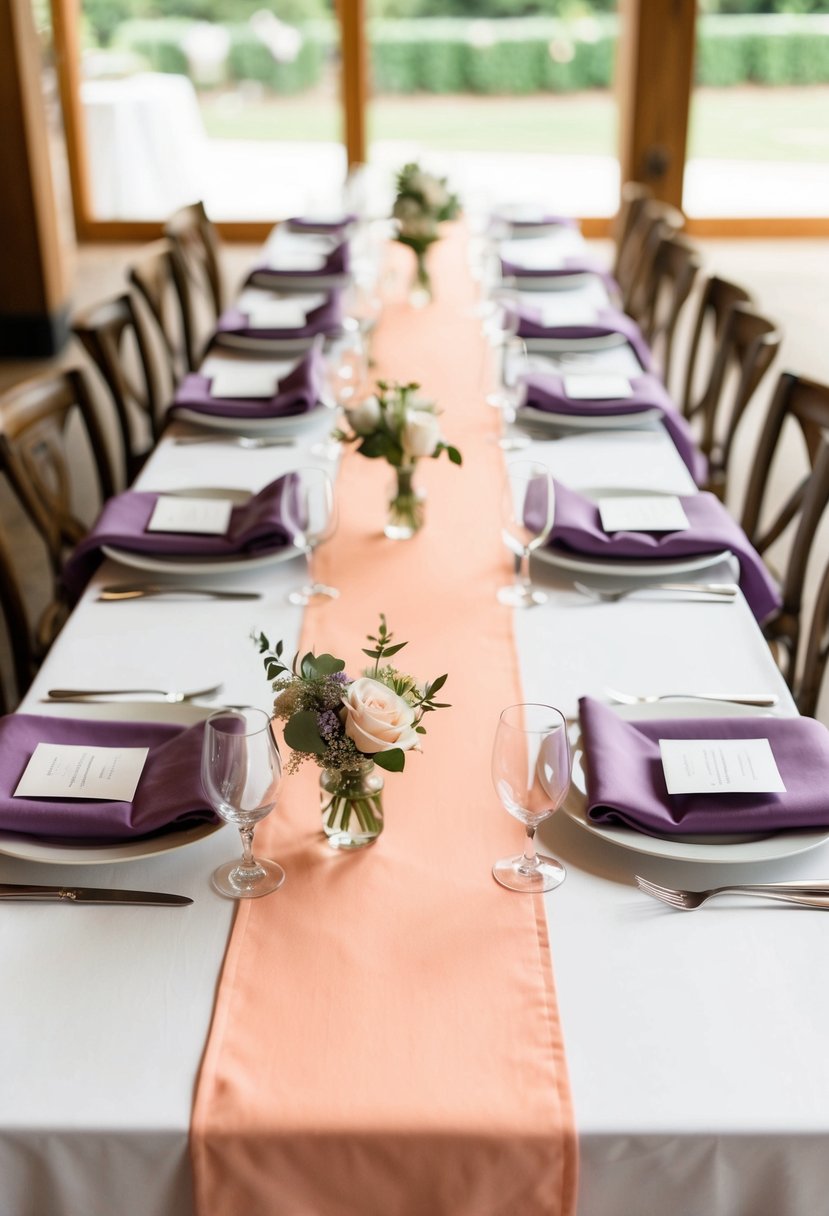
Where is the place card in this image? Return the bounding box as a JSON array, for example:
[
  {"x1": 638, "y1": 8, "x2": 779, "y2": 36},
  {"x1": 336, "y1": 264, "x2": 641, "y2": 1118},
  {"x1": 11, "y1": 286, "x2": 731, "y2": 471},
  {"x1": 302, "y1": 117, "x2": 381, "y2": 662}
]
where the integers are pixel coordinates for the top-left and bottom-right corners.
[
  {"x1": 538, "y1": 301, "x2": 598, "y2": 327},
  {"x1": 147, "y1": 496, "x2": 233, "y2": 536},
  {"x1": 264, "y1": 251, "x2": 327, "y2": 272},
  {"x1": 209, "y1": 365, "x2": 279, "y2": 398},
  {"x1": 659, "y1": 738, "x2": 786, "y2": 795},
  {"x1": 598, "y1": 495, "x2": 690, "y2": 533},
  {"x1": 244, "y1": 301, "x2": 309, "y2": 330},
  {"x1": 14, "y1": 742, "x2": 149, "y2": 802},
  {"x1": 564, "y1": 375, "x2": 633, "y2": 401},
  {"x1": 500, "y1": 239, "x2": 565, "y2": 270}
]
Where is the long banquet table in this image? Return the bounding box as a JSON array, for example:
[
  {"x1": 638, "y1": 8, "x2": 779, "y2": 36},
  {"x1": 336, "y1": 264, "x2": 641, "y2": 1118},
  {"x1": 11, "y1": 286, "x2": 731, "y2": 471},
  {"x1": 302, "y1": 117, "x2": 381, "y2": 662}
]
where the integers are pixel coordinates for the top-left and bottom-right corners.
[{"x1": 3, "y1": 230, "x2": 829, "y2": 1216}]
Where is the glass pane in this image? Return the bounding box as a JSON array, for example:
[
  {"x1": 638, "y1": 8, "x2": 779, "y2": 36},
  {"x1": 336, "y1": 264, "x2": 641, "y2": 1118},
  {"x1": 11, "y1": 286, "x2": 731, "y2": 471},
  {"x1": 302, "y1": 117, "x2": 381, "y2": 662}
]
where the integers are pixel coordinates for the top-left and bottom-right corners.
[
  {"x1": 365, "y1": 4, "x2": 620, "y2": 218},
  {"x1": 685, "y1": 7, "x2": 829, "y2": 217},
  {"x1": 78, "y1": 0, "x2": 345, "y2": 220}
]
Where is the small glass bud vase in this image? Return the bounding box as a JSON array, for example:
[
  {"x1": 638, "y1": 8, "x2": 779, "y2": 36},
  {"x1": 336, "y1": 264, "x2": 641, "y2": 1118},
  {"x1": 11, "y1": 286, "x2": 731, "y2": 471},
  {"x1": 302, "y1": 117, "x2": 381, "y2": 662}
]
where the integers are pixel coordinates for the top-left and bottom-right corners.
[
  {"x1": 320, "y1": 761, "x2": 385, "y2": 850},
  {"x1": 409, "y1": 249, "x2": 433, "y2": 308},
  {"x1": 385, "y1": 464, "x2": 426, "y2": 540}
]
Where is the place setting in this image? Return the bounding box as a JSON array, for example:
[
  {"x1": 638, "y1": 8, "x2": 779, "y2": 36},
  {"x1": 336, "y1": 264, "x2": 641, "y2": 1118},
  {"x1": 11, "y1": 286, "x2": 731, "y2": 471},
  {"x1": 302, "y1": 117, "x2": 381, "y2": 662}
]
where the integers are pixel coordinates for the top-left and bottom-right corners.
[{"x1": 210, "y1": 286, "x2": 345, "y2": 349}]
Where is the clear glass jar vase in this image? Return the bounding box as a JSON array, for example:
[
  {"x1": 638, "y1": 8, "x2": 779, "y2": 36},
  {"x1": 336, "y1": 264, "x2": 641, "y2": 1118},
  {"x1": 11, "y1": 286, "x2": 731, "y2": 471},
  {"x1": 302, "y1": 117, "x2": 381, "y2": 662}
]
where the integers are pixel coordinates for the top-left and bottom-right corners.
[
  {"x1": 409, "y1": 248, "x2": 433, "y2": 308},
  {"x1": 320, "y1": 761, "x2": 385, "y2": 850},
  {"x1": 385, "y1": 464, "x2": 426, "y2": 541}
]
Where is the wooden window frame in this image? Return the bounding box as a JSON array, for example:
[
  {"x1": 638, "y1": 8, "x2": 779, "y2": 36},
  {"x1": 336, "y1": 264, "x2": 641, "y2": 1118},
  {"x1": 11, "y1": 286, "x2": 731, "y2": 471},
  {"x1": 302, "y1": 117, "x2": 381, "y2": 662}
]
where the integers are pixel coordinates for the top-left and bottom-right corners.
[{"x1": 51, "y1": 0, "x2": 829, "y2": 242}]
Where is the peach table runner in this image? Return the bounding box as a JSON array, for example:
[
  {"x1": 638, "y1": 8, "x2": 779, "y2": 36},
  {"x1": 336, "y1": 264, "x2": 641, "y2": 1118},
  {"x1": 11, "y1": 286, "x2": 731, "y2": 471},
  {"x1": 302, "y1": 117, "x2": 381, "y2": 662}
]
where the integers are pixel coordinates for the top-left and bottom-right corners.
[{"x1": 191, "y1": 229, "x2": 577, "y2": 1216}]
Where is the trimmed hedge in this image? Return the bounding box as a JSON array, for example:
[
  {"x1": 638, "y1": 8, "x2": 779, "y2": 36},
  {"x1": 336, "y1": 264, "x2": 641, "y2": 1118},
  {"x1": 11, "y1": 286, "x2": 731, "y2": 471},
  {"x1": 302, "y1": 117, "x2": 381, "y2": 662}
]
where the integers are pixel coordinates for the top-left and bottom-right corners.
[{"x1": 114, "y1": 14, "x2": 829, "y2": 93}]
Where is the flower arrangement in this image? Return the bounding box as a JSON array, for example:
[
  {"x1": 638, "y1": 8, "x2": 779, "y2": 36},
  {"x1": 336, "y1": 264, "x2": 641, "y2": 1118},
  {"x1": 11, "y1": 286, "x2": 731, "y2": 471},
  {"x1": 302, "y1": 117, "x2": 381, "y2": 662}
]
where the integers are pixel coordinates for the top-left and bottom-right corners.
[
  {"x1": 335, "y1": 380, "x2": 461, "y2": 538},
  {"x1": 258, "y1": 616, "x2": 449, "y2": 848},
  {"x1": 392, "y1": 162, "x2": 460, "y2": 302}
]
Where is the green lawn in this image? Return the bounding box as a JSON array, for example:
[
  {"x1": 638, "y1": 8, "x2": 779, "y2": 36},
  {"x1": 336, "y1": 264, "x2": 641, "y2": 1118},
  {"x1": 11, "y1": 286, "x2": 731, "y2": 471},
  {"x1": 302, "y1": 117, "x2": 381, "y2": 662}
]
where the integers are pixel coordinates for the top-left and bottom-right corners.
[{"x1": 200, "y1": 86, "x2": 829, "y2": 162}]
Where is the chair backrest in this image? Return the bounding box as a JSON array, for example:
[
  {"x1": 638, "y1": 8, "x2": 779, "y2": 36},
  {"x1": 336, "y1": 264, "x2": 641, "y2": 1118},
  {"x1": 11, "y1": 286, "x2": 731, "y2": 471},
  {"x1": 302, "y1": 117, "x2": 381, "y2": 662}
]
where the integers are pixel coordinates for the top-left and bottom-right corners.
[
  {"x1": 128, "y1": 239, "x2": 194, "y2": 379},
  {"x1": 680, "y1": 275, "x2": 754, "y2": 415},
  {"x1": 611, "y1": 181, "x2": 652, "y2": 285},
  {"x1": 164, "y1": 200, "x2": 224, "y2": 319},
  {"x1": 796, "y1": 554, "x2": 829, "y2": 719},
  {"x1": 741, "y1": 372, "x2": 829, "y2": 687},
  {"x1": 635, "y1": 233, "x2": 701, "y2": 386},
  {"x1": 72, "y1": 292, "x2": 169, "y2": 483},
  {"x1": 0, "y1": 367, "x2": 117, "y2": 587},
  {"x1": 165, "y1": 201, "x2": 224, "y2": 371},
  {"x1": 0, "y1": 531, "x2": 38, "y2": 713},
  {"x1": 621, "y1": 199, "x2": 685, "y2": 319},
  {"x1": 686, "y1": 299, "x2": 782, "y2": 500}
]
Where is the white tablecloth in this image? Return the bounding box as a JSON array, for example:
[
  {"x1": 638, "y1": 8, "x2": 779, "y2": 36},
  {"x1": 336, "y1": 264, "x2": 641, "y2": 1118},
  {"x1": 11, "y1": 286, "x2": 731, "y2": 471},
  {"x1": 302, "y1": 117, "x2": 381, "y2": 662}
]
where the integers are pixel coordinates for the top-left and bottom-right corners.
[{"x1": 6, "y1": 411, "x2": 825, "y2": 1216}]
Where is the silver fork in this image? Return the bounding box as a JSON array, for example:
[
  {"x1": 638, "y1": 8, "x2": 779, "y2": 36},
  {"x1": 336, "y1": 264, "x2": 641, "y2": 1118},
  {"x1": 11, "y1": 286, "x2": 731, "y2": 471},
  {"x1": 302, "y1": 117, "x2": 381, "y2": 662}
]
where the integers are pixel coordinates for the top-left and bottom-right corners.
[
  {"x1": 635, "y1": 875, "x2": 829, "y2": 910},
  {"x1": 575, "y1": 581, "x2": 738, "y2": 603},
  {"x1": 605, "y1": 686, "x2": 779, "y2": 708},
  {"x1": 46, "y1": 682, "x2": 223, "y2": 703}
]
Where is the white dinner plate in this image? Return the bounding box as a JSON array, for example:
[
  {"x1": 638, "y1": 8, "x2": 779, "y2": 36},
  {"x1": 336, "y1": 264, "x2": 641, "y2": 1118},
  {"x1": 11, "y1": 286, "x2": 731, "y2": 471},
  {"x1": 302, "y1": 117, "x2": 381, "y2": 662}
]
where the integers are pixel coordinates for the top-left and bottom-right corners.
[
  {"x1": 101, "y1": 543, "x2": 301, "y2": 576},
  {"x1": 174, "y1": 402, "x2": 328, "y2": 435},
  {"x1": 517, "y1": 403, "x2": 663, "y2": 433},
  {"x1": 555, "y1": 700, "x2": 829, "y2": 864},
  {"x1": 534, "y1": 544, "x2": 733, "y2": 579},
  {"x1": 0, "y1": 702, "x2": 227, "y2": 865}
]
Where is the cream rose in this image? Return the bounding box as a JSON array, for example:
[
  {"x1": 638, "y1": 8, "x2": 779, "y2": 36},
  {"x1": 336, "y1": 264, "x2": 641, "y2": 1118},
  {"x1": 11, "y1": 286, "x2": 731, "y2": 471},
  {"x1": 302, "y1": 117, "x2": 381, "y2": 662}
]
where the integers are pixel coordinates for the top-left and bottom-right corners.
[
  {"x1": 341, "y1": 677, "x2": 420, "y2": 754},
  {"x1": 402, "y1": 408, "x2": 442, "y2": 459},
  {"x1": 345, "y1": 395, "x2": 381, "y2": 436}
]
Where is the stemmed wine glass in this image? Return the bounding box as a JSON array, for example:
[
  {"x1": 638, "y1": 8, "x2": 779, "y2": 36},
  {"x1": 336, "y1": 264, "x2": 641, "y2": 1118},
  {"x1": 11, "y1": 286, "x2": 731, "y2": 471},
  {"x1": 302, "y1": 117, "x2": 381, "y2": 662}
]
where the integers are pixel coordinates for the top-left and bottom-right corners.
[
  {"x1": 487, "y1": 334, "x2": 530, "y2": 451},
  {"x1": 498, "y1": 460, "x2": 555, "y2": 608},
  {"x1": 315, "y1": 330, "x2": 368, "y2": 460},
  {"x1": 287, "y1": 466, "x2": 339, "y2": 605},
  {"x1": 491, "y1": 703, "x2": 571, "y2": 893},
  {"x1": 201, "y1": 706, "x2": 285, "y2": 899}
]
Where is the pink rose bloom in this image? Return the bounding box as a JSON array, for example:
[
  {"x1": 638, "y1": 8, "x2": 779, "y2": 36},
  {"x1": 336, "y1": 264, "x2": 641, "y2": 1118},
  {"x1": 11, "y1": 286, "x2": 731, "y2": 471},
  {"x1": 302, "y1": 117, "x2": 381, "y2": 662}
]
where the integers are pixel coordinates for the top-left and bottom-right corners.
[{"x1": 341, "y1": 677, "x2": 420, "y2": 754}]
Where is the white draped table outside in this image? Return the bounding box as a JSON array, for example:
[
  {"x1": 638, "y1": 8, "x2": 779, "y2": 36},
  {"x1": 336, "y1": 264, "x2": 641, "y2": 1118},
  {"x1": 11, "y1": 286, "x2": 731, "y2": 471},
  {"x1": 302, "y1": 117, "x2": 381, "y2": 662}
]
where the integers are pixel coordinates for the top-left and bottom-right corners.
[{"x1": 1, "y1": 326, "x2": 826, "y2": 1216}]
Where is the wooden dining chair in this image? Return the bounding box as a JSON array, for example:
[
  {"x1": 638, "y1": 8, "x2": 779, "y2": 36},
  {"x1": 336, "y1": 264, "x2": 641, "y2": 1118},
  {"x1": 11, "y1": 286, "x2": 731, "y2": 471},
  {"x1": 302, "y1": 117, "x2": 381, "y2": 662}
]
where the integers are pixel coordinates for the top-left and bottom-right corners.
[
  {"x1": 0, "y1": 367, "x2": 117, "y2": 649},
  {"x1": 633, "y1": 232, "x2": 701, "y2": 387},
  {"x1": 679, "y1": 275, "x2": 754, "y2": 410},
  {"x1": 796, "y1": 554, "x2": 829, "y2": 719},
  {"x1": 0, "y1": 531, "x2": 39, "y2": 713},
  {"x1": 620, "y1": 198, "x2": 685, "y2": 319},
  {"x1": 165, "y1": 200, "x2": 225, "y2": 371},
  {"x1": 741, "y1": 372, "x2": 829, "y2": 689},
  {"x1": 128, "y1": 239, "x2": 195, "y2": 380},
  {"x1": 72, "y1": 292, "x2": 170, "y2": 483},
  {"x1": 610, "y1": 181, "x2": 652, "y2": 290},
  {"x1": 683, "y1": 298, "x2": 782, "y2": 501}
]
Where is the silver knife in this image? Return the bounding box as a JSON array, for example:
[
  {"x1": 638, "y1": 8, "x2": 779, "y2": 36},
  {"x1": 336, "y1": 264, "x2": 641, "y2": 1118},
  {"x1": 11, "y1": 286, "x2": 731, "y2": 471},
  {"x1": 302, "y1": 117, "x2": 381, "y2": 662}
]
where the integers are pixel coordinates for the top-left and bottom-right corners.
[
  {"x1": 97, "y1": 585, "x2": 262, "y2": 601},
  {"x1": 0, "y1": 883, "x2": 192, "y2": 906}
]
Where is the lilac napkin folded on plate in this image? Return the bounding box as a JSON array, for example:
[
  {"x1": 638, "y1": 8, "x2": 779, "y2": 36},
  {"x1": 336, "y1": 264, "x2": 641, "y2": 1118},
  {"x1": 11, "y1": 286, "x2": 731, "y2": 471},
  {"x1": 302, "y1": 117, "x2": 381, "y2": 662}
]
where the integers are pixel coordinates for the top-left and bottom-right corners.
[
  {"x1": 0, "y1": 714, "x2": 217, "y2": 841},
  {"x1": 501, "y1": 253, "x2": 617, "y2": 292},
  {"x1": 522, "y1": 370, "x2": 707, "y2": 485},
  {"x1": 509, "y1": 305, "x2": 652, "y2": 373},
  {"x1": 61, "y1": 473, "x2": 300, "y2": 600},
  {"x1": 213, "y1": 292, "x2": 342, "y2": 342},
  {"x1": 287, "y1": 215, "x2": 356, "y2": 234},
  {"x1": 248, "y1": 240, "x2": 350, "y2": 282},
  {"x1": 527, "y1": 480, "x2": 780, "y2": 623},
  {"x1": 170, "y1": 347, "x2": 323, "y2": 420},
  {"x1": 579, "y1": 695, "x2": 829, "y2": 836}
]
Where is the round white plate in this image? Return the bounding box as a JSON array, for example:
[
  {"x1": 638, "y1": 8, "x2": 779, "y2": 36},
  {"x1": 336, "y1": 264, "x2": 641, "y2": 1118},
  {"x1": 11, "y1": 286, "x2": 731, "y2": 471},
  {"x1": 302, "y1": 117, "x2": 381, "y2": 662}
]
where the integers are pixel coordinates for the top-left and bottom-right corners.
[
  {"x1": 557, "y1": 700, "x2": 829, "y2": 864},
  {"x1": 518, "y1": 404, "x2": 663, "y2": 432},
  {"x1": 0, "y1": 820, "x2": 224, "y2": 866},
  {"x1": 174, "y1": 402, "x2": 328, "y2": 435},
  {"x1": 101, "y1": 543, "x2": 301, "y2": 576},
  {"x1": 534, "y1": 545, "x2": 733, "y2": 579}
]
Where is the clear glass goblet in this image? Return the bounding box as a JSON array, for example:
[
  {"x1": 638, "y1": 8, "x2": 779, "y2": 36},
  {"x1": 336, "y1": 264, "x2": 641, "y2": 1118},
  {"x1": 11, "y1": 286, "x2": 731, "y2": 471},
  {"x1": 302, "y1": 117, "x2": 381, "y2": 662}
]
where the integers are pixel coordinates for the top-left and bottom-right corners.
[
  {"x1": 487, "y1": 334, "x2": 530, "y2": 451},
  {"x1": 286, "y1": 466, "x2": 339, "y2": 605},
  {"x1": 497, "y1": 460, "x2": 555, "y2": 608},
  {"x1": 201, "y1": 706, "x2": 285, "y2": 899},
  {"x1": 491, "y1": 703, "x2": 571, "y2": 893}
]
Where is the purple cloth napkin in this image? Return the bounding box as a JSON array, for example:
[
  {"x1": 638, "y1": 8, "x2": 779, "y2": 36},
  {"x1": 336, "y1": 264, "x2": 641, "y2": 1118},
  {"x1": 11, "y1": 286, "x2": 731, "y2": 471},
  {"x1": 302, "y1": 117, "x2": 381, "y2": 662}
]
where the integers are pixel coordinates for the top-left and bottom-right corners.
[
  {"x1": 0, "y1": 714, "x2": 217, "y2": 841},
  {"x1": 61, "y1": 474, "x2": 300, "y2": 600},
  {"x1": 213, "y1": 292, "x2": 342, "y2": 342},
  {"x1": 501, "y1": 253, "x2": 618, "y2": 292},
  {"x1": 247, "y1": 239, "x2": 351, "y2": 283},
  {"x1": 287, "y1": 215, "x2": 356, "y2": 234},
  {"x1": 522, "y1": 371, "x2": 707, "y2": 485},
  {"x1": 170, "y1": 347, "x2": 323, "y2": 420},
  {"x1": 528, "y1": 480, "x2": 781, "y2": 623},
  {"x1": 509, "y1": 305, "x2": 652, "y2": 372},
  {"x1": 579, "y1": 695, "x2": 829, "y2": 836}
]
